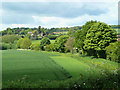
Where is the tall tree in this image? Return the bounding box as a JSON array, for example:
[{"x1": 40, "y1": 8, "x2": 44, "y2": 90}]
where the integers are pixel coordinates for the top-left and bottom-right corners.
[
  {"x1": 54, "y1": 35, "x2": 69, "y2": 53},
  {"x1": 74, "y1": 20, "x2": 97, "y2": 55},
  {"x1": 83, "y1": 22, "x2": 117, "y2": 58}
]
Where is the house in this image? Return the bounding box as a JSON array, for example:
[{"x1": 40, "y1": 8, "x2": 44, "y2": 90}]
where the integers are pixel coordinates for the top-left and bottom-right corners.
[
  {"x1": 117, "y1": 35, "x2": 120, "y2": 41},
  {"x1": 18, "y1": 29, "x2": 22, "y2": 32},
  {"x1": 117, "y1": 35, "x2": 120, "y2": 37},
  {"x1": 41, "y1": 32, "x2": 44, "y2": 37},
  {"x1": 28, "y1": 31, "x2": 32, "y2": 34},
  {"x1": 118, "y1": 38, "x2": 120, "y2": 42}
]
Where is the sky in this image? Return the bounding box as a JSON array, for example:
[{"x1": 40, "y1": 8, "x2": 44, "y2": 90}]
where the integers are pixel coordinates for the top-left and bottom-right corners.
[{"x1": 0, "y1": 0, "x2": 119, "y2": 31}]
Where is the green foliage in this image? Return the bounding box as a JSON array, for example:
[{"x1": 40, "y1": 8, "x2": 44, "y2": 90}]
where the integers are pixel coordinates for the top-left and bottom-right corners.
[
  {"x1": 48, "y1": 35, "x2": 58, "y2": 40},
  {"x1": 2, "y1": 35, "x2": 20, "y2": 43},
  {"x1": 32, "y1": 30, "x2": 38, "y2": 36},
  {"x1": 7, "y1": 28, "x2": 14, "y2": 35},
  {"x1": 74, "y1": 20, "x2": 97, "y2": 55},
  {"x1": 26, "y1": 34, "x2": 31, "y2": 39},
  {"x1": 39, "y1": 37, "x2": 51, "y2": 50},
  {"x1": 65, "y1": 37, "x2": 75, "y2": 54},
  {"x1": 17, "y1": 38, "x2": 32, "y2": 49},
  {"x1": 45, "y1": 44, "x2": 56, "y2": 51},
  {"x1": 0, "y1": 43, "x2": 8, "y2": 50},
  {"x1": 16, "y1": 38, "x2": 24, "y2": 48},
  {"x1": 40, "y1": 37, "x2": 51, "y2": 46},
  {"x1": 19, "y1": 29, "x2": 25, "y2": 35},
  {"x1": 54, "y1": 35, "x2": 69, "y2": 52},
  {"x1": 0, "y1": 42, "x2": 17, "y2": 50},
  {"x1": 30, "y1": 44, "x2": 41, "y2": 50},
  {"x1": 67, "y1": 29, "x2": 75, "y2": 37},
  {"x1": 84, "y1": 22, "x2": 117, "y2": 58},
  {"x1": 106, "y1": 41, "x2": 120, "y2": 62}
]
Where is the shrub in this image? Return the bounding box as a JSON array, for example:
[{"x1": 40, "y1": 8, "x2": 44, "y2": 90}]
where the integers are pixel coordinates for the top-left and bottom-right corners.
[
  {"x1": 0, "y1": 43, "x2": 7, "y2": 50},
  {"x1": 2, "y1": 35, "x2": 20, "y2": 43},
  {"x1": 106, "y1": 41, "x2": 120, "y2": 62},
  {"x1": 16, "y1": 38, "x2": 24, "y2": 48},
  {"x1": 54, "y1": 35, "x2": 69, "y2": 53},
  {"x1": 65, "y1": 37, "x2": 75, "y2": 54},
  {"x1": 17, "y1": 38, "x2": 32, "y2": 49},
  {"x1": 45, "y1": 44, "x2": 55, "y2": 51},
  {"x1": 39, "y1": 37, "x2": 51, "y2": 50},
  {"x1": 30, "y1": 44, "x2": 41, "y2": 50},
  {"x1": 48, "y1": 35, "x2": 58, "y2": 40},
  {"x1": 40, "y1": 37, "x2": 51, "y2": 46},
  {"x1": 0, "y1": 43, "x2": 12, "y2": 50}
]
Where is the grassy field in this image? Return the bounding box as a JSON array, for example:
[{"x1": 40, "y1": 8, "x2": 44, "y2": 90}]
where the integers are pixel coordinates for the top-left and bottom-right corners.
[
  {"x1": 32, "y1": 40, "x2": 55, "y2": 44},
  {"x1": 2, "y1": 50, "x2": 70, "y2": 82},
  {"x1": 2, "y1": 50, "x2": 119, "y2": 88},
  {"x1": 51, "y1": 56, "x2": 100, "y2": 78}
]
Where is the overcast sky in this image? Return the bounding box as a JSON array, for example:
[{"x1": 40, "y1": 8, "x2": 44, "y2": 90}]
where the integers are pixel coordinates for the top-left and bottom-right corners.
[{"x1": 0, "y1": 0, "x2": 119, "y2": 31}]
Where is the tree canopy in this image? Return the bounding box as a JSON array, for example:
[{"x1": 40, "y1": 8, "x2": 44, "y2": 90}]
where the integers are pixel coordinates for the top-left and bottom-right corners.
[
  {"x1": 74, "y1": 20, "x2": 97, "y2": 55},
  {"x1": 54, "y1": 35, "x2": 69, "y2": 52},
  {"x1": 83, "y1": 22, "x2": 117, "y2": 58}
]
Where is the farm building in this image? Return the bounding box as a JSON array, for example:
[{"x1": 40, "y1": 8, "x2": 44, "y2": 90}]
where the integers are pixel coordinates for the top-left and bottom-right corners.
[
  {"x1": 28, "y1": 31, "x2": 32, "y2": 34},
  {"x1": 118, "y1": 38, "x2": 120, "y2": 41}
]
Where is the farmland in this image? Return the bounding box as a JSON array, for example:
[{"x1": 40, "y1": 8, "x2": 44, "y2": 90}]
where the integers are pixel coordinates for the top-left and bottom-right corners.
[
  {"x1": 2, "y1": 50, "x2": 119, "y2": 88},
  {"x1": 2, "y1": 50, "x2": 70, "y2": 82}
]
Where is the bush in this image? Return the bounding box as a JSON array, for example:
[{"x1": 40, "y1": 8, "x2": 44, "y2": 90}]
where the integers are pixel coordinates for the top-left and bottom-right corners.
[
  {"x1": 54, "y1": 35, "x2": 69, "y2": 53},
  {"x1": 45, "y1": 44, "x2": 55, "y2": 51},
  {"x1": 30, "y1": 44, "x2": 41, "y2": 50},
  {"x1": 40, "y1": 37, "x2": 51, "y2": 46},
  {"x1": 0, "y1": 43, "x2": 12, "y2": 50},
  {"x1": 106, "y1": 41, "x2": 120, "y2": 62},
  {"x1": 17, "y1": 38, "x2": 32, "y2": 49},
  {"x1": 0, "y1": 43, "x2": 7, "y2": 50},
  {"x1": 48, "y1": 35, "x2": 58, "y2": 40},
  {"x1": 16, "y1": 38, "x2": 24, "y2": 48},
  {"x1": 2, "y1": 35, "x2": 20, "y2": 43},
  {"x1": 39, "y1": 37, "x2": 51, "y2": 50}
]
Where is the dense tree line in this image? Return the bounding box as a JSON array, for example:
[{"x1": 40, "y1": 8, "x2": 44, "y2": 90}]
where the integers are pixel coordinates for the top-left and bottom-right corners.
[{"x1": 0, "y1": 21, "x2": 119, "y2": 62}]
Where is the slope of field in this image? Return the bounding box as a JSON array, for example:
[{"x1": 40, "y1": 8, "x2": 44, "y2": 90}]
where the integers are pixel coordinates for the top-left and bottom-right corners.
[
  {"x1": 2, "y1": 50, "x2": 70, "y2": 82},
  {"x1": 2, "y1": 50, "x2": 119, "y2": 88},
  {"x1": 51, "y1": 56, "x2": 100, "y2": 78}
]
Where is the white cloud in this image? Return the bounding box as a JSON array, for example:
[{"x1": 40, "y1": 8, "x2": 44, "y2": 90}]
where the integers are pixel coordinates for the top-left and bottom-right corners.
[
  {"x1": 0, "y1": 1, "x2": 118, "y2": 31},
  {"x1": 32, "y1": 2, "x2": 118, "y2": 28},
  {"x1": 34, "y1": 2, "x2": 117, "y2": 26}
]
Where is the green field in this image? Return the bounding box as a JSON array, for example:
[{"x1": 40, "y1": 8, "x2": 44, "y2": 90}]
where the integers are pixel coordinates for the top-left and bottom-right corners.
[
  {"x1": 2, "y1": 50, "x2": 119, "y2": 88},
  {"x1": 2, "y1": 50, "x2": 70, "y2": 82},
  {"x1": 51, "y1": 56, "x2": 100, "y2": 78}
]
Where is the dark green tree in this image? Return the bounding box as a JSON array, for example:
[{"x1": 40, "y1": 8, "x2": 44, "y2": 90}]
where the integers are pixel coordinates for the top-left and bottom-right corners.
[
  {"x1": 40, "y1": 37, "x2": 51, "y2": 47},
  {"x1": 54, "y1": 35, "x2": 69, "y2": 52}
]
